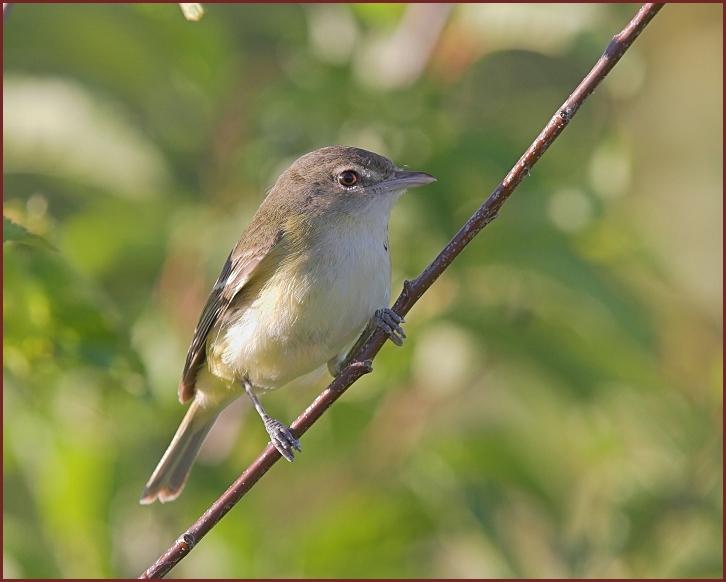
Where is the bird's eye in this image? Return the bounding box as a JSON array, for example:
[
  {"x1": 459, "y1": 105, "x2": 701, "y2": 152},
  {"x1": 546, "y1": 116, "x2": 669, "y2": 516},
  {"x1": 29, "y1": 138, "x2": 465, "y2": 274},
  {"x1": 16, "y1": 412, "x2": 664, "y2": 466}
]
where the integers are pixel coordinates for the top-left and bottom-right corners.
[{"x1": 337, "y1": 170, "x2": 359, "y2": 187}]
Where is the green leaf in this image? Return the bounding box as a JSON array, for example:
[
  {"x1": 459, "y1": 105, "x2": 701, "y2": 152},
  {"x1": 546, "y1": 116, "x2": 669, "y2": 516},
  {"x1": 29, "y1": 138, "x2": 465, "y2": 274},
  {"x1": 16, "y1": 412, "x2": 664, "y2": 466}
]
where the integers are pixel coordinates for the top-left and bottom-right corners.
[
  {"x1": 3, "y1": 216, "x2": 56, "y2": 251},
  {"x1": 179, "y1": 3, "x2": 204, "y2": 21}
]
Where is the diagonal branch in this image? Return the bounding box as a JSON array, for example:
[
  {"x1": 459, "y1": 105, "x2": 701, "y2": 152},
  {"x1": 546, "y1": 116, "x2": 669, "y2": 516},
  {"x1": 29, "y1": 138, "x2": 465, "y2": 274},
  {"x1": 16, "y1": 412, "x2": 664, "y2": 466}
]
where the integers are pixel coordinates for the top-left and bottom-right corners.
[{"x1": 139, "y1": 3, "x2": 664, "y2": 578}]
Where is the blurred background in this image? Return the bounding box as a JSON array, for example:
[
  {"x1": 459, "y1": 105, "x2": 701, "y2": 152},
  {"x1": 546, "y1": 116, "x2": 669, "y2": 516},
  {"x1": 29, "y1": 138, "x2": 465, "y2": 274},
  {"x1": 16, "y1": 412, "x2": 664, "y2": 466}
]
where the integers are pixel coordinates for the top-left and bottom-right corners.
[{"x1": 3, "y1": 3, "x2": 722, "y2": 578}]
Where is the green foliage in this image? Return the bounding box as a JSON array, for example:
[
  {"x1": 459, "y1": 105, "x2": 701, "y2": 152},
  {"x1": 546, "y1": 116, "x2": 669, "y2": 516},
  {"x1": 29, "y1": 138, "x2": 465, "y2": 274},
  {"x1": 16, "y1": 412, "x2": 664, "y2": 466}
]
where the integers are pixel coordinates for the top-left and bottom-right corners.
[
  {"x1": 3, "y1": 3, "x2": 722, "y2": 578},
  {"x1": 4, "y1": 216, "x2": 55, "y2": 250}
]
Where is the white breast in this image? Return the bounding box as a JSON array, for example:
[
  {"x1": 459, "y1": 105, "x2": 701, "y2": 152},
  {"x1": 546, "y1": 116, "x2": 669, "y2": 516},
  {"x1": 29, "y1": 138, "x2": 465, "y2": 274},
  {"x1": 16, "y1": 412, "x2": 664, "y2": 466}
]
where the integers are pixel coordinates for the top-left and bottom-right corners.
[{"x1": 210, "y1": 199, "x2": 393, "y2": 391}]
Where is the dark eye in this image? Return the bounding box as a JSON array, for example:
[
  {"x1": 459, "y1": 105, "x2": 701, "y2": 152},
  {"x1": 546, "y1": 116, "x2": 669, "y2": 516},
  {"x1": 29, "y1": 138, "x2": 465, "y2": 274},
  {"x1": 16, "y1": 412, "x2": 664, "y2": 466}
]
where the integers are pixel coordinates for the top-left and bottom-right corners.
[{"x1": 337, "y1": 170, "x2": 359, "y2": 187}]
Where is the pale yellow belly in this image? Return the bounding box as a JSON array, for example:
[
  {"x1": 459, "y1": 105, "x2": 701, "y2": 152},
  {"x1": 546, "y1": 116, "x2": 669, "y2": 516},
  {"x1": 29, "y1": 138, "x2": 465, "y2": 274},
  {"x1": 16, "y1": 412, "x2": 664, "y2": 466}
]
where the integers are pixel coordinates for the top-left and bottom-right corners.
[{"x1": 207, "y1": 239, "x2": 390, "y2": 391}]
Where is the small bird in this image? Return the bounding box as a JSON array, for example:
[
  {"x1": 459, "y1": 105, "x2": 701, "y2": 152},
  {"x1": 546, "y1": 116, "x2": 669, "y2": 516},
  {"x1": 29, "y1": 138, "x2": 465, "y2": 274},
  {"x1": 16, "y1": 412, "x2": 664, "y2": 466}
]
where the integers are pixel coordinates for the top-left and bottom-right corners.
[{"x1": 140, "y1": 145, "x2": 436, "y2": 504}]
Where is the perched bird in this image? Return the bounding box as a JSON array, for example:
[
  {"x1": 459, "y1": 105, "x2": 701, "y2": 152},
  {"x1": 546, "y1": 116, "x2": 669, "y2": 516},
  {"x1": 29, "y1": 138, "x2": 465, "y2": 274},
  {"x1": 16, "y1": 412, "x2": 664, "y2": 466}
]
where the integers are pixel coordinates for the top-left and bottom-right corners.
[{"x1": 140, "y1": 145, "x2": 436, "y2": 504}]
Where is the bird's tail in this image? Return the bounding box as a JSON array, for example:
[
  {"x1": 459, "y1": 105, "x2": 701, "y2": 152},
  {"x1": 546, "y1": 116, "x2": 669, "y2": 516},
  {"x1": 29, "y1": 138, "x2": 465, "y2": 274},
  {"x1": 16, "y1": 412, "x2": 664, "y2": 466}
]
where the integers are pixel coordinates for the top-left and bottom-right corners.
[{"x1": 140, "y1": 399, "x2": 222, "y2": 504}]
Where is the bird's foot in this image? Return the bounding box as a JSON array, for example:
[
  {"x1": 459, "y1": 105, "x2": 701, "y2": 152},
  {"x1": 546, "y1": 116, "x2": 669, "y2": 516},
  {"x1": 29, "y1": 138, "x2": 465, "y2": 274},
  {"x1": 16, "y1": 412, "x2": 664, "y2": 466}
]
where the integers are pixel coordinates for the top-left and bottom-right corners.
[
  {"x1": 374, "y1": 307, "x2": 406, "y2": 346},
  {"x1": 263, "y1": 416, "x2": 302, "y2": 462}
]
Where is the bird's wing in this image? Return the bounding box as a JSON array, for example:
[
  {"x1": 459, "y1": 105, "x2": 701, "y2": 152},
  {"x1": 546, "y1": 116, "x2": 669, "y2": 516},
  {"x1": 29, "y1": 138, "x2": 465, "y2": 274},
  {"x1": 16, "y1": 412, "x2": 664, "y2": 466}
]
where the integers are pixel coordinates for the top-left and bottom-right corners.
[{"x1": 178, "y1": 231, "x2": 283, "y2": 403}]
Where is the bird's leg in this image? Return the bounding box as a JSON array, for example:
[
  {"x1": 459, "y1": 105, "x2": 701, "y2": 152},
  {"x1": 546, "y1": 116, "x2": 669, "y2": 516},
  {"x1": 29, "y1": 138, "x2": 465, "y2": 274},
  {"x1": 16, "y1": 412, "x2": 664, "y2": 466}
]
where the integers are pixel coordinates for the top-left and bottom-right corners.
[
  {"x1": 243, "y1": 378, "x2": 301, "y2": 462},
  {"x1": 330, "y1": 308, "x2": 406, "y2": 377}
]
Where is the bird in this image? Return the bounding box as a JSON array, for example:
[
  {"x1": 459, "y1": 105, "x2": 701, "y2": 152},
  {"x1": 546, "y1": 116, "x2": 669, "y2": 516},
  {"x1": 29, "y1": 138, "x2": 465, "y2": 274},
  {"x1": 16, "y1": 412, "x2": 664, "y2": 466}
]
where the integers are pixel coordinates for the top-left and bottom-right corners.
[{"x1": 140, "y1": 145, "x2": 436, "y2": 504}]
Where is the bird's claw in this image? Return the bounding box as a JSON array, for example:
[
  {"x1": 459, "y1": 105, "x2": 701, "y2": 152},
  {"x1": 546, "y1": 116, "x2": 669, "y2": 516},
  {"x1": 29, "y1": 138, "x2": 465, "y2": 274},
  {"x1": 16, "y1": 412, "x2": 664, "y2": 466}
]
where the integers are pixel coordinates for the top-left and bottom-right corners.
[
  {"x1": 374, "y1": 307, "x2": 406, "y2": 346},
  {"x1": 263, "y1": 416, "x2": 301, "y2": 462}
]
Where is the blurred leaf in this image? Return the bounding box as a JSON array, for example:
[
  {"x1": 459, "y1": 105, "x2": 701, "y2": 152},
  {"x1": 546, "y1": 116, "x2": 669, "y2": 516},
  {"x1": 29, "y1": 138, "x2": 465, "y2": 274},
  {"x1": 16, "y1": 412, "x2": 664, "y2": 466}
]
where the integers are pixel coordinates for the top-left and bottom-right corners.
[
  {"x1": 4, "y1": 242, "x2": 146, "y2": 392},
  {"x1": 3, "y1": 216, "x2": 56, "y2": 251},
  {"x1": 179, "y1": 3, "x2": 204, "y2": 22}
]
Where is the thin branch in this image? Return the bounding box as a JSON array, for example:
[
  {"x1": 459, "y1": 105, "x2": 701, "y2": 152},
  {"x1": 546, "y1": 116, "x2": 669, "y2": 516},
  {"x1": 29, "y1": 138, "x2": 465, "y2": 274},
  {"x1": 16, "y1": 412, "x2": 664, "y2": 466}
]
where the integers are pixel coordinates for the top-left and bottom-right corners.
[{"x1": 139, "y1": 3, "x2": 664, "y2": 578}]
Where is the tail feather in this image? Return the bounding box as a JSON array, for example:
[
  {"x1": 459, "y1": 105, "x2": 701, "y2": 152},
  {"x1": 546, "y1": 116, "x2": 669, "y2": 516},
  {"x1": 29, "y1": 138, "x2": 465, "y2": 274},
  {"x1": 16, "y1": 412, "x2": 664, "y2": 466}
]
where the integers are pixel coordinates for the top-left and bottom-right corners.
[{"x1": 140, "y1": 400, "x2": 220, "y2": 505}]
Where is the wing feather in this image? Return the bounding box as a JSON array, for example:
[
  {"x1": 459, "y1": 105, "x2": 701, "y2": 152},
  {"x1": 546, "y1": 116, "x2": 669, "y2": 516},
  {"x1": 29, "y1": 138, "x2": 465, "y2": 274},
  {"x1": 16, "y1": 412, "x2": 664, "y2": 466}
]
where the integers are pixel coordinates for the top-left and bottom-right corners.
[{"x1": 178, "y1": 232, "x2": 282, "y2": 402}]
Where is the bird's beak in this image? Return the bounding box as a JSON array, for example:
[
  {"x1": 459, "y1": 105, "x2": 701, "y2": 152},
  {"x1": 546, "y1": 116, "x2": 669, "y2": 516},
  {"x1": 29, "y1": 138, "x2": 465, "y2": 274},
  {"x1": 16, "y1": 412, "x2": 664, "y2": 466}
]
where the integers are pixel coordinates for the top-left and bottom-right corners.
[{"x1": 381, "y1": 169, "x2": 437, "y2": 192}]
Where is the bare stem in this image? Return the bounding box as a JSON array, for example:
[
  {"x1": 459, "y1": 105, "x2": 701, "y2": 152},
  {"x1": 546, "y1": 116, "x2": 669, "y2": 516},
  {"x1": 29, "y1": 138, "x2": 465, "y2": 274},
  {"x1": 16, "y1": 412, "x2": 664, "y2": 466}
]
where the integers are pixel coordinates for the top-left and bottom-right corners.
[{"x1": 139, "y1": 3, "x2": 664, "y2": 578}]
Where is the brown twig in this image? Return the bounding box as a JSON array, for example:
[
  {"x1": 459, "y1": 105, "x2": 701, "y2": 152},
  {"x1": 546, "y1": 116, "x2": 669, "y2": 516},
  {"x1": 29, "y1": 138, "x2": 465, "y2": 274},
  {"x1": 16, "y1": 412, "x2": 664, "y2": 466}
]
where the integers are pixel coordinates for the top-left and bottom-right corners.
[{"x1": 139, "y1": 3, "x2": 663, "y2": 578}]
